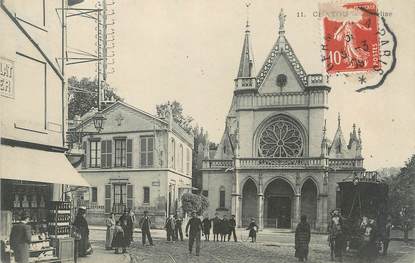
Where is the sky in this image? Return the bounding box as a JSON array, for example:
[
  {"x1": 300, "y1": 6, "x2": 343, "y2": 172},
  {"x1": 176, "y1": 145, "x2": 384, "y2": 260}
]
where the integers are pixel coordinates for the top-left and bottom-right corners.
[{"x1": 67, "y1": 0, "x2": 415, "y2": 170}]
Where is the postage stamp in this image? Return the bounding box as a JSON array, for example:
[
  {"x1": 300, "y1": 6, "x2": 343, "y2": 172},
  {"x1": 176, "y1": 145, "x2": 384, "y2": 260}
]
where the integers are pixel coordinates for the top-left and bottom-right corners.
[
  {"x1": 321, "y1": 1, "x2": 380, "y2": 74},
  {"x1": 319, "y1": 1, "x2": 396, "y2": 92}
]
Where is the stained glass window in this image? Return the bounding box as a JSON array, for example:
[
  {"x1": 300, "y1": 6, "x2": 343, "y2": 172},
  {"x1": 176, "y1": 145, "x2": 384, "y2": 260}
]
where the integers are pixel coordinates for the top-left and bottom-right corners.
[{"x1": 258, "y1": 116, "x2": 304, "y2": 157}]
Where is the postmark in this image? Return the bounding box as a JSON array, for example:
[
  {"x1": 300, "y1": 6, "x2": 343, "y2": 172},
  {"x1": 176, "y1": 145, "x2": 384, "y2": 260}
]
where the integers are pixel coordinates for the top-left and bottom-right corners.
[{"x1": 319, "y1": 1, "x2": 396, "y2": 92}]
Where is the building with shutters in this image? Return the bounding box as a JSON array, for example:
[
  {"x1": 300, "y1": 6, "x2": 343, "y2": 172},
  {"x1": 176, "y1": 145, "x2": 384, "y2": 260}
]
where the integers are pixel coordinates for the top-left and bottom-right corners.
[
  {"x1": 201, "y1": 10, "x2": 371, "y2": 232},
  {"x1": 73, "y1": 101, "x2": 193, "y2": 226}
]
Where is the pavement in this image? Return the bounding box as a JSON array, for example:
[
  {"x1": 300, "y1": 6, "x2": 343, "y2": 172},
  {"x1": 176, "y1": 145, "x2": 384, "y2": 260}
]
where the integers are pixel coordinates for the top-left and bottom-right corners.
[{"x1": 80, "y1": 226, "x2": 415, "y2": 263}]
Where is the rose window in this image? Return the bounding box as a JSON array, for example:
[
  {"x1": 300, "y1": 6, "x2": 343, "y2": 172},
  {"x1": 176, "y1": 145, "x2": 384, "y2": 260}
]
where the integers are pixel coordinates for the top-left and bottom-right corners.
[{"x1": 258, "y1": 117, "x2": 304, "y2": 157}]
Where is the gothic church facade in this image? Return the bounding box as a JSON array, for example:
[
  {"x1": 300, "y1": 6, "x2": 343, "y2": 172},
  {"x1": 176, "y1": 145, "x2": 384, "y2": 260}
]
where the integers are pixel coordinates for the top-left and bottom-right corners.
[{"x1": 201, "y1": 11, "x2": 366, "y2": 232}]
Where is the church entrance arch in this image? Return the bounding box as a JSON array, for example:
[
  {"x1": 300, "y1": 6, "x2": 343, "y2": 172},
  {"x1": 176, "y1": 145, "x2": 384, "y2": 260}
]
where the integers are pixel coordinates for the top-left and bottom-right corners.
[
  {"x1": 301, "y1": 179, "x2": 318, "y2": 228},
  {"x1": 264, "y1": 178, "x2": 294, "y2": 228},
  {"x1": 241, "y1": 179, "x2": 258, "y2": 227}
]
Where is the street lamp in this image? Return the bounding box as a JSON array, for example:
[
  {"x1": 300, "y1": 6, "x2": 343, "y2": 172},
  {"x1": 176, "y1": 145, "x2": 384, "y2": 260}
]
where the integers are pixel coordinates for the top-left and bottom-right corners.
[{"x1": 92, "y1": 111, "x2": 106, "y2": 133}]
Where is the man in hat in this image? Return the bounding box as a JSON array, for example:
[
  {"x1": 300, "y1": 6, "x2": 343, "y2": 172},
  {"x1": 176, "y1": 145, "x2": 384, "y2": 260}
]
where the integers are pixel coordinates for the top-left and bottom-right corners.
[
  {"x1": 212, "y1": 213, "x2": 221, "y2": 242},
  {"x1": 139, "y1": 211, "x2": 153, "y2": 246},
  {"x1": 186, "y1": 211, "x2": 203, "y2": 256},
  {"x1": 174, "y1": 214, "x2": 184, "y2": 241},
  {"x1": 228, "y1": 215, "x2": 237, "y2": 242},
  {"x1": 10, "y1": 214, "x2": 31, "y2": 263},
  {"x1": 165, "y1": 214, "x2": 175, "y2": 241}
]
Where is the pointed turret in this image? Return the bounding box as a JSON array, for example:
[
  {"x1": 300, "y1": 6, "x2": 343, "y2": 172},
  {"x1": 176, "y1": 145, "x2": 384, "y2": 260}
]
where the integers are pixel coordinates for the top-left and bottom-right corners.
[
  {"x1": 356, "y1": 127, "x2": 363, "y2": 157},
  {"x1": 321, "y1": 119, "x2": 329, "y2": 157},
  {"x1": 237, "y1": 21, "x2": 255, "y2": 78},
  {"x1": 348, "y1": 123, "x2": 359, "y2": 149},
  {"x1": 234, "y1": 8, "x2": 257, "y2": 92},
  {"x1": 329, "y1": 113, "x2": 347, "y2": 156}
]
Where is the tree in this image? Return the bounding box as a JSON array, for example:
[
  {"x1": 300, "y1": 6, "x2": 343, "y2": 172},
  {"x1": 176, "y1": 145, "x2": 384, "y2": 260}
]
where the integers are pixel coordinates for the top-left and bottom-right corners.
[
  {"x1": 68, "y1": 76, "x2": 122, "y2": 120},
  {"x1": 156, "y1": 101, "x2": 193, "y2": 133},
  {"x1": 386, "y1": 154, "x2": 415, "y2": 224},
  {"x1": 181, "y1": 193, "x2": 209, "y2": 216}
]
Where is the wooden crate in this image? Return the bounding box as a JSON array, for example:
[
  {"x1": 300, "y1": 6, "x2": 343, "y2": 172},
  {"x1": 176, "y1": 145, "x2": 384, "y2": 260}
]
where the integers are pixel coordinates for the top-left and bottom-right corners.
[{"x1": 51, "y1": 237, "x2": 74, "y2": 262}]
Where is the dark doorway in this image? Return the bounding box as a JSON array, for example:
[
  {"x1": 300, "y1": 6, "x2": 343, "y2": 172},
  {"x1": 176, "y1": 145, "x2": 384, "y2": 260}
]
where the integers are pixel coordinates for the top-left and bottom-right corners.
[
  {"x1": 264, "y1": 178, "x2": 294, "y2": 228},
  {"x1": 267, "y1": 196, "x2": 291, "y2": 228},
  {"x1": 242, "y1": 179, "x2": 258, "y2": 226},
  {"x1": 301, "y1": 179, "x2": 317, "y2": 228}
]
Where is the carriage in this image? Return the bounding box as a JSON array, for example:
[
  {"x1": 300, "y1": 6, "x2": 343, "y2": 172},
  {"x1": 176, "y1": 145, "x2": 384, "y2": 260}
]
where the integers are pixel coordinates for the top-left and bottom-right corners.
[{"x1": 337, "y1": 171, "x2": 389, "y2": 250}]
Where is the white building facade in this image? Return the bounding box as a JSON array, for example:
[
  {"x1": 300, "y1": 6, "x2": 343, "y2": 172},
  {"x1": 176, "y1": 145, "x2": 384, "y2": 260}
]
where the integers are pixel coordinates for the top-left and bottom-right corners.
[{"x1": 74, "y1": 101, "x2": 193, "y2": 226}]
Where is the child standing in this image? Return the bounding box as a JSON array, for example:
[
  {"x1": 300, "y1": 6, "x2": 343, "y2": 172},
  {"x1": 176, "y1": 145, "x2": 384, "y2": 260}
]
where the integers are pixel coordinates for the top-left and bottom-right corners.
[{"x1": 246, "y1": 218, "x2": 258, "y2": 242}]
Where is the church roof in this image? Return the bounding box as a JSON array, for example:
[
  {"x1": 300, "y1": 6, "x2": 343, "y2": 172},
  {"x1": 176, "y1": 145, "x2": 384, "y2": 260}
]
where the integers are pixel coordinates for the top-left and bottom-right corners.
[
  {"x1": 255, "y1": 10, "x2": 308, "y2": 88},
  {"x1": 237, "y1": 22, "x2": 255, "y2": 78}
]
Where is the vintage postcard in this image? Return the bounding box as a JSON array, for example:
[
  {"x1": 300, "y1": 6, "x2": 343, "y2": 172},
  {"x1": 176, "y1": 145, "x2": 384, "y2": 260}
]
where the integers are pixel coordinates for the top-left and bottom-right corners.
[{"x1": 1, "y1": 0, "x2": 414, "y2": 262}]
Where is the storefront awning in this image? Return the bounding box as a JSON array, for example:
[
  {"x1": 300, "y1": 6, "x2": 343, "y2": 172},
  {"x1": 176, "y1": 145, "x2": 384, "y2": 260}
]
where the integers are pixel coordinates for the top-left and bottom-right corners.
[{"x1": 0, "y1": 145, "x2": 90, "y2": 187}]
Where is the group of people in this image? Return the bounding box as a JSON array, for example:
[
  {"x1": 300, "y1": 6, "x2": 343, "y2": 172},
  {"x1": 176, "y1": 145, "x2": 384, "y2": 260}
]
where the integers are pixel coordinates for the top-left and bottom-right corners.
[
  {"x1": 202, "y1": 214, "x2": 239, "y2": 242},
  {"x1": 165, "y1": 214, "x2": 184, "y2": 241},
  {"x1": 104, "y1": 208, "x2": 138, "y2": 254},
  {"x1": 325, "y1": 209, "x2": 394, "y2": 263}
]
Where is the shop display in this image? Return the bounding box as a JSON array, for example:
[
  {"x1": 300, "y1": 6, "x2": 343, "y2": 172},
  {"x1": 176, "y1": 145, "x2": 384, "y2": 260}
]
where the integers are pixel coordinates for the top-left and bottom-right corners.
[{"x1": 48, "y1": 201, "x2": 72, "y2": 238}]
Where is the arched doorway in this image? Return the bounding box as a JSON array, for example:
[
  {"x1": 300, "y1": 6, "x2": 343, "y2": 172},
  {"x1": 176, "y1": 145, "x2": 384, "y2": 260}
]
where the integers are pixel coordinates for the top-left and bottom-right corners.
[
  {"x1": 242, "y1": 179, "x2": 258, "y2": 226},
  {"x1": 264, "y1": 178, "x2": 294, "y2": 228},
  {"x1": 301, "y1": 179, "x2": 317, "y2": 228}
]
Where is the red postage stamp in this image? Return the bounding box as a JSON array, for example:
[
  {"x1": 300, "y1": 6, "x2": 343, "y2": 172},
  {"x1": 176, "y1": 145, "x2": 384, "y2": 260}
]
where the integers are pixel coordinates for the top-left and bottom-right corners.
[{"x1": 321, "y1": 1, "x2": 380, "y2": 74}]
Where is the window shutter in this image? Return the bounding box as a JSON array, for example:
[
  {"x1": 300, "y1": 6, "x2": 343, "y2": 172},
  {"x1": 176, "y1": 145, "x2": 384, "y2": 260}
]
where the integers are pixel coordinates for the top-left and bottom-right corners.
[
  {"x1": 140, "y1": 137, "x2": 147, "y2": 167},
  {"x1": 107, "y1": 141, "x2": 112, "y2": 168},
  {"x1": 148, "y1": 137, "x2": 154, "y2": 166},
  {"x1": 127, "y1": 184, "x2": 134, "y2": 210},
  {"x1": 143, "y1": 187, "x2": 150, "y2": 204},
  {"x1": 82, "y1": 141, "x2": 87, "y2": 168},
  {"x1": 126, "y1": 139, "x2": 133, "y2": 168},
  {"x1": 101, "y1": 141, "x2": 106, "y2": 168},
  {"x1": 105, "y1": 184, "x2": 111, "y2": 213}
]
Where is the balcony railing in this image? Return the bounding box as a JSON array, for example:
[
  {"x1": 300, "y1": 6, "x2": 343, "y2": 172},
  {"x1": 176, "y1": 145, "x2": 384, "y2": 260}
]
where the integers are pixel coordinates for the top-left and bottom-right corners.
[
  {"x1": 203, "y1": 160, "x2": 234, "y2": 169},
  {"x1": 202, "y1": 157, "x2": 364, "y2": 170},
  {"x1": 234, "y1": 77, "x2": 256, "y2": 89},
  {"x1": 239, "y1": 157, "x2": 328, "y2": 169},
  {"x1": 329, "y1": 159, "x2": 364, "y2": 169}
]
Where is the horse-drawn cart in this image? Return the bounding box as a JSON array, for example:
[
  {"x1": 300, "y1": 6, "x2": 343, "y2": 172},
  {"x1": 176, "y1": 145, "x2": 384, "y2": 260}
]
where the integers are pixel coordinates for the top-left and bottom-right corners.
[{"x1": 337, "y1": 171, "x2": 388, "y2": 251}]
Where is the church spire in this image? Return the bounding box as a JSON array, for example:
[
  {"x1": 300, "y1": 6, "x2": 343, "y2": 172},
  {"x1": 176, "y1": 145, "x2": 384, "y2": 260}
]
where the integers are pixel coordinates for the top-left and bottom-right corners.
[{"x1": 236, "y1": 3, "x2": 255, "y2": 78}]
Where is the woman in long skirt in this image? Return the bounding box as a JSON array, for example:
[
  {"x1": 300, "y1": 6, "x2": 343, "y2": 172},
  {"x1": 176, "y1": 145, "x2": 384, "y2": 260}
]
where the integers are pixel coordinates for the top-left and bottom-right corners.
[
  {"x1": 73, "y1": 207, "x2": 89, "y2": 257},
  {"x1": 111, "y1": 221, "x2": 126, "y2": 254},
  {"x1": 295, "y1": 215, "x2": 311, "y2": 262},
  {"x1": 105, "y1": 213, "x2": 116, "y2": 250}
]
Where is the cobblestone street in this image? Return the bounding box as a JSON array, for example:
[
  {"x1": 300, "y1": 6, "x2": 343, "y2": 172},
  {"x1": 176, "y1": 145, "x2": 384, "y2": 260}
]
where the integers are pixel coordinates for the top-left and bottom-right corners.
[{"x1": 86, "y1": 228, "x2": 415, "y2": 263}]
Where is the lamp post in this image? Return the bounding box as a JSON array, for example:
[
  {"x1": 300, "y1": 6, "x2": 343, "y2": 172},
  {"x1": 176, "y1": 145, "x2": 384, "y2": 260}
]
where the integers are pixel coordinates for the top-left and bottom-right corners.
[{"x1": 92, "y1": 111, "x2": 105, "y2": 133}]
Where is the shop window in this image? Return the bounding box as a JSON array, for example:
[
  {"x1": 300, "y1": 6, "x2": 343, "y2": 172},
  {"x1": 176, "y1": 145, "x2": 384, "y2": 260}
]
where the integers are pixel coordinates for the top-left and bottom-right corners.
[
  {"x1": 219, "y1": 186, "x2": 226, "y2": 208},
  {"x1": 140, "y1": 136, "x2": 154, "y2": 167},
  {"x1": 90, "y1": 140, "x2": 101, "y2": 168},
  {"x1": 91, "y1": 187, "x2": 97, "y2": 203},
  {"x1": 143, "y1": 187, "x2": 150, "y2": 204}
]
